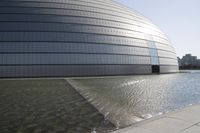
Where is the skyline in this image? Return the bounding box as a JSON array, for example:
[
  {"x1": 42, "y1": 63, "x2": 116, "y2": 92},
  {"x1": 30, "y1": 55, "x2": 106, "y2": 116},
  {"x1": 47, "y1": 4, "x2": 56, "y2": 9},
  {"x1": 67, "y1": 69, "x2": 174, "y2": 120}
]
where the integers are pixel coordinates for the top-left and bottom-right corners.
[{"x1": 117, "y1": 0, "x2": 200, "y2": 58}]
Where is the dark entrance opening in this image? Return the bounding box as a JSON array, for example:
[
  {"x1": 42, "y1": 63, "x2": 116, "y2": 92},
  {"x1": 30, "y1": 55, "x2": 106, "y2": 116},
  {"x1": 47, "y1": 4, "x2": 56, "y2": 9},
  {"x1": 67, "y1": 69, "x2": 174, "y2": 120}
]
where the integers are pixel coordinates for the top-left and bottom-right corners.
[{"x1": 152, "y1": 65, "x2": 160, "y2": 73}]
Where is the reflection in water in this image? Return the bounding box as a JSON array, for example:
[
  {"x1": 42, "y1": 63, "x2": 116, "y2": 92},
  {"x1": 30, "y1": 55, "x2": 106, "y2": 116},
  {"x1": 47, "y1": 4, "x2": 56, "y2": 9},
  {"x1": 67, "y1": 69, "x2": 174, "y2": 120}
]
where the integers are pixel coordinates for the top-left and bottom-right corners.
[
  {"x1": 1, "y1": 71, "x2": 200, "y2": 132},
  {"x1": 68, "y1": 71, "x2": 200, "y2": 128}
]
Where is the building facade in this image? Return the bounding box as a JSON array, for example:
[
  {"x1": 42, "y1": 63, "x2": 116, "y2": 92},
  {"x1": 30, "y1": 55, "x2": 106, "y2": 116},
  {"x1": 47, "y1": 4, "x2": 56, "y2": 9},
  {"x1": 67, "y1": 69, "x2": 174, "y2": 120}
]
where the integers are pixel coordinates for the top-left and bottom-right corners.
[
  {"x1": 179, "y1": 54, "x2": 200, "y2": 68},
  {"x1": 0, "y1": 0, "x2": 178, "y2": 77}
]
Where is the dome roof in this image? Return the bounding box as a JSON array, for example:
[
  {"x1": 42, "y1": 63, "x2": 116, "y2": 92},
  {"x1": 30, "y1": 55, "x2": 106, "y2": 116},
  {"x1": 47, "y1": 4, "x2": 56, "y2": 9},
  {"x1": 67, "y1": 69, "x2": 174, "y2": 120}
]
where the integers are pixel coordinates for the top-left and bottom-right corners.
[{"x1": 0, "y1": 0, "x2": 178, "y2": 77}]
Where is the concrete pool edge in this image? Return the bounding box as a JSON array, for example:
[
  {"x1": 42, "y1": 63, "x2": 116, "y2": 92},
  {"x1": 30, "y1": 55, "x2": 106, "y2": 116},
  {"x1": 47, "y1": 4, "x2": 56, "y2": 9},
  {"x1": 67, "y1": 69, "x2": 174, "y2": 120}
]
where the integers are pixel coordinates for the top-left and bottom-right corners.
[
  {"x1": 112, "y1": 103, "x2": 200, "y2": 133},
  {"x1": 0, "y1": 69, "x2": 187, "y2": 80}
]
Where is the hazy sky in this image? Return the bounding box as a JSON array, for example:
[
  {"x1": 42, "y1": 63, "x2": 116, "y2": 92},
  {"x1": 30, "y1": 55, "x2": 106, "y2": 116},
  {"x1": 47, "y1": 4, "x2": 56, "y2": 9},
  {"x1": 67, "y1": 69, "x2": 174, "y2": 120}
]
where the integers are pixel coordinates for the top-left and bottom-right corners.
[{"x1": 117, "y1": 0, "x2": 200, "y2": 58}]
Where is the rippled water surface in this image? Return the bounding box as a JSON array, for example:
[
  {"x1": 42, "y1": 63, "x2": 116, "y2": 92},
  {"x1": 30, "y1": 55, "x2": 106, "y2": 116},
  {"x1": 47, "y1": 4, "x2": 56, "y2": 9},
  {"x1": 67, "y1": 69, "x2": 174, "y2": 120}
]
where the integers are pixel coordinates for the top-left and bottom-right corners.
[
  {"x1": 68, "y1": 71, "x2": 200, "y2": 127},
  {"x1": 1, "y1": 71, "x2": 200, "y2": 132},
  {"x1": 0, "y1": 79, "x2": 115, "y2": 133}
]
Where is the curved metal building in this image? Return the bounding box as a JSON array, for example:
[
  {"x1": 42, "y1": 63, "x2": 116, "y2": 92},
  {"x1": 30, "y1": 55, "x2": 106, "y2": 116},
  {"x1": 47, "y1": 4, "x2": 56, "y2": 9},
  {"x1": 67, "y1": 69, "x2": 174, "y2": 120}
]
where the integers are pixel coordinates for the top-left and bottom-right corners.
[{"x1": 0, "y1": 0, "x2": 178, "y2": 77}]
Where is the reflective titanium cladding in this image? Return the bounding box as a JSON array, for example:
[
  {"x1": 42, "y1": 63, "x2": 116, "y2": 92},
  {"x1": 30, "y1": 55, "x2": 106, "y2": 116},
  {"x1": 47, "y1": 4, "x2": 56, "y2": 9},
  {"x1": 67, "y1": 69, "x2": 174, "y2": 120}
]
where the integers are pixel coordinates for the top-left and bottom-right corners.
[{"x1": 0, "y1": 0, "x2": 178, "y2": 77}]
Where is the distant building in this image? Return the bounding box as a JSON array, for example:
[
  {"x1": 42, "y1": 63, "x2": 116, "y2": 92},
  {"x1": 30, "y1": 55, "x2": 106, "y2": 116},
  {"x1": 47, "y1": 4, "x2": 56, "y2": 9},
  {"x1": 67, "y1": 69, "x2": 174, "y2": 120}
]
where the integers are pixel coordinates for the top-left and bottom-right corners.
[
  {"x1": 197, "y1": 60, "x2": 200, "y2": 67},
  {"x1": 182, "y1": 54, "x2": 197, "y2": 66},
  {"x1": 179, "y1": 54, "x2": 199, "y2": 69}
]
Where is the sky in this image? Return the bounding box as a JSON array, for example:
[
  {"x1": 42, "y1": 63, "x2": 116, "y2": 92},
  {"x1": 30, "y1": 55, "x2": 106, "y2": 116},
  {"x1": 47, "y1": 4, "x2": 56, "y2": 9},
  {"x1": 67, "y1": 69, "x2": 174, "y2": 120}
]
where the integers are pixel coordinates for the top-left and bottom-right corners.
[{"x1": 117, "y1": 0, "x2": 200, "y2": 58}]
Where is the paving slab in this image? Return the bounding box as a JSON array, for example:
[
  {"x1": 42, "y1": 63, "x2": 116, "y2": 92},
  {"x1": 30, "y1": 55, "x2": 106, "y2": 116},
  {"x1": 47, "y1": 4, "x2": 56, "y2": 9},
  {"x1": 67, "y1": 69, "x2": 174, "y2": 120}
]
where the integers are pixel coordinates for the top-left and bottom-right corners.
[
  {"x1": 139, "y1": 117, "x2": 191, "y2": 133},
  {"x1": 184, "y1": 105, "x2": 200, "y2": 112},
  {"x1": 180, "y1": 125, "x2": 200, "y2": 133},
  {"x1": 112, "y1": 104, "x2": 200, "y2": 133},
  {"x1": 112, "y1": 127, "x2": 156, "y2": 133},
  {"x1": 168, "y1": 109, "x2": 200, "y2": 124}
]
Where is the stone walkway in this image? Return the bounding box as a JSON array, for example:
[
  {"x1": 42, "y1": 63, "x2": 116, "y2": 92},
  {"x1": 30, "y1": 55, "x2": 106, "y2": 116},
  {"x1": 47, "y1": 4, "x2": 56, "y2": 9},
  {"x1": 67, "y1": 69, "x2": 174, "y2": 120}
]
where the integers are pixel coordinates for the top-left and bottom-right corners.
[{"x1": 112, "y1": 104, "x2": 200, "y2": 133}]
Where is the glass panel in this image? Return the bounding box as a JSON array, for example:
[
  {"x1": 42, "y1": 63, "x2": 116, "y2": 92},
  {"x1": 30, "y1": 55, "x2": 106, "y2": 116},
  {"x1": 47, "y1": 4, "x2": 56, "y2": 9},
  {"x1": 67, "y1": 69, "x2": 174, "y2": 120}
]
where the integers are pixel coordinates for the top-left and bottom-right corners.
[
  {"x1": 149, "y1": 49, "x2": 158, "y2": 57},
  {"x1": 147, "y1": 41, "x2": 156, "y2": 49},
  {"x1": 147, "y1": 41, "x2": 160, "y2": 65},
  {"x1": 151, "y1": 57, "x2": 159, "y2": 65}
]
